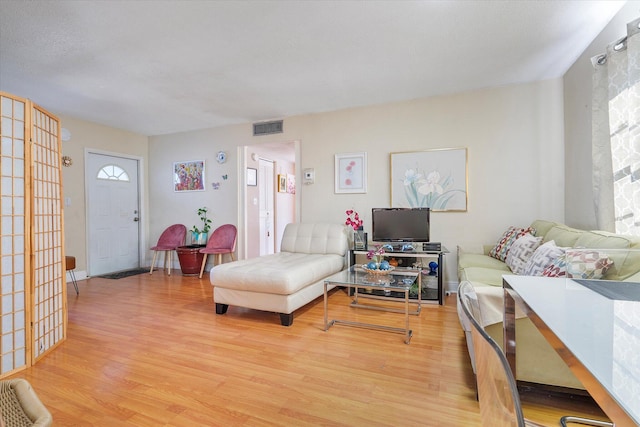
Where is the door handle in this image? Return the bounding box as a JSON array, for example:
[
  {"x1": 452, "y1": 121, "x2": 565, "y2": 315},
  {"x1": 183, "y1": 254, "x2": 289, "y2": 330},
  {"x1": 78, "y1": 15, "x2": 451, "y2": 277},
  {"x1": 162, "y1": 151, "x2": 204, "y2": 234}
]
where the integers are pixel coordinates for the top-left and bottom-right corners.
[{"x1": 133, "y1": 217, "x2": 139, "y2": 222}]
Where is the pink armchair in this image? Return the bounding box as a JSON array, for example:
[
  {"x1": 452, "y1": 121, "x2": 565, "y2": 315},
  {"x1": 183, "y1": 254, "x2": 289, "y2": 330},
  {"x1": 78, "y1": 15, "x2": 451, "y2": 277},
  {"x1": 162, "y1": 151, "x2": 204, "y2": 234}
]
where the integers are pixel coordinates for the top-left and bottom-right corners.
[
  {"x1": 149, "y1": 224, "x2": 187, "y2": 275},
  {"x1": 198, "y1": 224, "x2": 237, "y2": 278}
]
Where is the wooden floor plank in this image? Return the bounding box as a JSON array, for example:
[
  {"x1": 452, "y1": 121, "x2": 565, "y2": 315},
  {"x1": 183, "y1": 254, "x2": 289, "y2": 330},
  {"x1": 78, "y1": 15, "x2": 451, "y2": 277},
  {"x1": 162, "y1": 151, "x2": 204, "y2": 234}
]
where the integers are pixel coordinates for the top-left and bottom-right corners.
[{"x1": 8, "y1": 272, "x2": 609, "y2": 426}]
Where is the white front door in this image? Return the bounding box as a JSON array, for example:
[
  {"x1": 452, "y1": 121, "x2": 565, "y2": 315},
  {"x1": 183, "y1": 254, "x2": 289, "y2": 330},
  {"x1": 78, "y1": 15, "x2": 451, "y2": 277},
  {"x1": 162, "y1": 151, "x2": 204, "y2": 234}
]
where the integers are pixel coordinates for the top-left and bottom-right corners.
[
  {"x1": 87, "y1": 153, "x2": 140, "y2": 275},
  {"x1": 258, "y1": 158, "x2": 275, "y2": 255}
]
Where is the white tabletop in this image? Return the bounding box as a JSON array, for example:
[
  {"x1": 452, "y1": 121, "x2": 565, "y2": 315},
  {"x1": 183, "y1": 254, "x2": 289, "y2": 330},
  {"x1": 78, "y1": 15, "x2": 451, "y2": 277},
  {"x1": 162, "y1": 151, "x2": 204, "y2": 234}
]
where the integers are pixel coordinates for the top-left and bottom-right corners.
[{"x1": 503, "y1": 275, "x2": 640, "y2": 425}]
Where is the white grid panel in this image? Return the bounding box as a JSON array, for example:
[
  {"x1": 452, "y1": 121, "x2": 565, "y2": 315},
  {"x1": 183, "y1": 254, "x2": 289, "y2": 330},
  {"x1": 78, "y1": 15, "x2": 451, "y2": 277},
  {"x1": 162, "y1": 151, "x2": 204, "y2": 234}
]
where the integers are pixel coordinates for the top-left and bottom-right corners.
[
  {"x1": 31, "y1": 105, "x2": 65, "y2": 359},
  {"x1": 0, "y1": 94, "x2": 28, "y2": 374}
]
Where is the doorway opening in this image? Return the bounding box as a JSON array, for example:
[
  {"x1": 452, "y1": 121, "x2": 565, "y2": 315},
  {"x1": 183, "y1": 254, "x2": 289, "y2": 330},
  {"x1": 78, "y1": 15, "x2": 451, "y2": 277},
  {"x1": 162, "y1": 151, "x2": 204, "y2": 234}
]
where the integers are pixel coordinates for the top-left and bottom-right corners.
[{"x1": 238, "y1": 141, "x2": 299, "y2": 259}]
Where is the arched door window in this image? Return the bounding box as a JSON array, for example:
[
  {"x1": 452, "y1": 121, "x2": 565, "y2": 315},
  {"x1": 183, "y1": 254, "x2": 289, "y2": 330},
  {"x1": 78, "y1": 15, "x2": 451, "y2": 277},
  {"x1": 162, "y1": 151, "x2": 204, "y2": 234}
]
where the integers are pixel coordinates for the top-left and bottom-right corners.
[{"x1": 97, "y1": 165, "x2": 130, "y2": 181}]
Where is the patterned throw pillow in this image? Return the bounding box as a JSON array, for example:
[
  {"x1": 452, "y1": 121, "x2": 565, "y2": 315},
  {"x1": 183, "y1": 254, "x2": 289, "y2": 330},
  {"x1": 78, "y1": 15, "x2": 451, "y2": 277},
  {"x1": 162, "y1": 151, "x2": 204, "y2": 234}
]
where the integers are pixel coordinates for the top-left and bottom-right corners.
[
  {"x1": 522, "y1": 240, "x2": 566, "y2": 276},
  {"x1": 565, "y1": 250, "x2": 614, "y2": 280},
  {"x1": 543, "y1": 250, "x2": 614, "y2": 279},
  {"x1": 489, "y1": 226, "x2": 536, "y2": 262},
  {"x1": 505, "y1": 233, "x2": 543, "y2": 275},
  {"x1": 543, "y1": 254, "x2": 568, "y2": 277}
]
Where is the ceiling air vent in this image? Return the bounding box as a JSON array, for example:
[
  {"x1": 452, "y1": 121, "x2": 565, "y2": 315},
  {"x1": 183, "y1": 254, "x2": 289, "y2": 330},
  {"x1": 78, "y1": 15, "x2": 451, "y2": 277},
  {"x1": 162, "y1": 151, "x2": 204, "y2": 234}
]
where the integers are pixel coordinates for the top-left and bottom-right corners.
[{"x1": 253, "y1": 120, "x2": 283, "y2": 136}]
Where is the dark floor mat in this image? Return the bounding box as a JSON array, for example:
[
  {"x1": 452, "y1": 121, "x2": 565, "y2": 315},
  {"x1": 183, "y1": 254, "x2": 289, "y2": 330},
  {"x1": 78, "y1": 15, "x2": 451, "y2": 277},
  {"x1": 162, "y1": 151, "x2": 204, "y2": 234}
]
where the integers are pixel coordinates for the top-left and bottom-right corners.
[{"x1": 97, "y1": 268, "x2": 149, "y2": 279}]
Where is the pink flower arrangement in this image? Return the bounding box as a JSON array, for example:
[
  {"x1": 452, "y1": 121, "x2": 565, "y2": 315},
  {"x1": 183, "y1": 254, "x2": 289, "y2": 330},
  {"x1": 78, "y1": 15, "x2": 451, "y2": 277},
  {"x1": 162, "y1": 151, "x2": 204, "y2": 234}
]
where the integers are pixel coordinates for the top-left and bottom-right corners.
[
  {"x1": 366, "y1": 245, "x2": 386, "y2": 264},
  {"x1": 345, "y1": 209, "x2": 364, "y2": 230}
]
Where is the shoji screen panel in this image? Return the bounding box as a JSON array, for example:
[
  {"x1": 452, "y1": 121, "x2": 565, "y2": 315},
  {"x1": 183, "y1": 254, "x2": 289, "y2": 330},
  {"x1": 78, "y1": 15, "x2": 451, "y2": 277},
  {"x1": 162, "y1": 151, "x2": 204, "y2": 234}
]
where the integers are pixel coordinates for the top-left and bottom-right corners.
[
  {"x1": 0, "y1": 93, "x2": 29, "y2": 375},
  {"x1": 0, "y1": 92, "x2": 66, "y2": 376},
  {"x1": 31, "y1": 104, "x2": 66, "y2": 361}
]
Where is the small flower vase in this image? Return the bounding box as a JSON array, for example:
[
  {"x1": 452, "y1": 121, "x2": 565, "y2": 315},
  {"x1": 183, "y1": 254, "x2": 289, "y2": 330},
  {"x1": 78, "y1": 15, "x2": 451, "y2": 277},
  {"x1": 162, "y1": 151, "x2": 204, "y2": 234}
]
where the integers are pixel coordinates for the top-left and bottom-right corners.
[{"x1": 354, "y1": 229, "x2": 367, "y2": 250}]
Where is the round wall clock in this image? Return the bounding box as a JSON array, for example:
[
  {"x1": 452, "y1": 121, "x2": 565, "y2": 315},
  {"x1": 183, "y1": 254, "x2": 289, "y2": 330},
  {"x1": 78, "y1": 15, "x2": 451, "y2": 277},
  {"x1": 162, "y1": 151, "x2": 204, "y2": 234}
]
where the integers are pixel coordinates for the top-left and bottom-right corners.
[{"x1": 216, "y1": 151, "x2": 227, "y2": 164}]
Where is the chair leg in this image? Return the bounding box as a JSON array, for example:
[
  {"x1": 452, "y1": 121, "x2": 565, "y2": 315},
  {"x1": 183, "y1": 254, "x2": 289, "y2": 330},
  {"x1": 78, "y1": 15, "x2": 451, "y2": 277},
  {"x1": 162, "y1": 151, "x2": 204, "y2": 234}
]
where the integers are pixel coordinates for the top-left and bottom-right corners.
[
  {"x1": 199, "y1": 254, "x2": 209, "y2": 279},
  {"x1": 69, "y1": 270, "x2": 79, "y2": 295},
  {"x1": 150, "y1": 251, "x2": 159, "y2": 274},
  {"x1": 560, "y1": 416, "x2": 613, "y2": 427},
  {"x1": 167, "y1": 250, "x2": 172, "y2": 276}
]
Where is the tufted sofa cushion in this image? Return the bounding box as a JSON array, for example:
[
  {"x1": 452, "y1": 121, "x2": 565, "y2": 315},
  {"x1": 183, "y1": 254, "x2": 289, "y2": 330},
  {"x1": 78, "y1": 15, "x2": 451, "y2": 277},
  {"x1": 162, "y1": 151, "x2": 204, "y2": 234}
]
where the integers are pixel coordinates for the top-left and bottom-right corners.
[{"x1": 280, "y1": 223, "x2": 348, "y2": 256}]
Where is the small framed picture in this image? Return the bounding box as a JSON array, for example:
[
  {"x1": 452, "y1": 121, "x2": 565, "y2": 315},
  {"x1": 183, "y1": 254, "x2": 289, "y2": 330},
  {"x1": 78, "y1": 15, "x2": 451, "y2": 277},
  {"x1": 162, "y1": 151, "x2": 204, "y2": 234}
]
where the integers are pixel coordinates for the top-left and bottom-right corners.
[
  {"x1": 287, "y1": 173, "x2": 296, "y2": 194},
  {"x1": 277, "y1": 174, "x2": 287, "y2": 192},
  {"x1": 174, "y1": 160, "x2": 205, "y2": 192},
  {"x1": 335, "y1": 152, "x2": 367, "y2": 194},
  {"x1": 247, "y1": 168, "x2": 257, "y2": 186}
]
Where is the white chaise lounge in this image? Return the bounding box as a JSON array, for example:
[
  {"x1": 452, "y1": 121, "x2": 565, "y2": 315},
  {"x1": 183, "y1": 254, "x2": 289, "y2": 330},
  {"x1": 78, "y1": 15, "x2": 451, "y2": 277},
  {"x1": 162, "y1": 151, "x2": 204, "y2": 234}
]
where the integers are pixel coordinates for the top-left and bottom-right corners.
[{"x1": 210, "y1": 222, "x2": 349, "y2": 326}]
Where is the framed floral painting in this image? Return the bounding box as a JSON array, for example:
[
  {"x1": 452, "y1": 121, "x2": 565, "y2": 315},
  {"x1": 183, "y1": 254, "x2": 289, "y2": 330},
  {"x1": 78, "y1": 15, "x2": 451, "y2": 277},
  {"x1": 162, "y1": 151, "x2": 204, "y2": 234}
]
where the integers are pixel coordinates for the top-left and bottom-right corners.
[
  {"x1": 390, "y1": 148, "x2": 467, "y2": 211},
  {"x1": 286, "y1": 173, "x2": 296, "y2": 194},
  {"x1": 334, "y1": 152, "x2": 367, "y2": 194}
]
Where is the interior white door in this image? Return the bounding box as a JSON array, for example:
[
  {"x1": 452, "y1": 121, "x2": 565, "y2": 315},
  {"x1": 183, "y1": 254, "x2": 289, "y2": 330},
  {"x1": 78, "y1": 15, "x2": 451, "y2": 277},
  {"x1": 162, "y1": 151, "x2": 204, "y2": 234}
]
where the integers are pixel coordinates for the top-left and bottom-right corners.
[
  {"x1": 258, "y1": 158, "x2": 275, "y2": 255},
  {"x1": 87, "y1": 153, "x2": 140, "y2": 275}
]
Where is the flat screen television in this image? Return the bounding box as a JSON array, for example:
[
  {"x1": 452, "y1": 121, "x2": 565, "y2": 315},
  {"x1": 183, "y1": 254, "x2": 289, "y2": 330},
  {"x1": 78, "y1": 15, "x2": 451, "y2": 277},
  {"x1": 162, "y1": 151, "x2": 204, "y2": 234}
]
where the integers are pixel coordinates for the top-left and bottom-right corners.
[{"x1": 371, "y1": 208, "x2": 430, "y2": 243}]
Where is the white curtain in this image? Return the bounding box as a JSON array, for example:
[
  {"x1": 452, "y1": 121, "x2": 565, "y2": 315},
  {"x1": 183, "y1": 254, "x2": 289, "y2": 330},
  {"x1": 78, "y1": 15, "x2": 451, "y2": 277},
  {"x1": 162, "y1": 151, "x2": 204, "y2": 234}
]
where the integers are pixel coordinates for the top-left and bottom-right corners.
[{"x1": 592, "y1": 18, "x2": 640, "y2": 234}]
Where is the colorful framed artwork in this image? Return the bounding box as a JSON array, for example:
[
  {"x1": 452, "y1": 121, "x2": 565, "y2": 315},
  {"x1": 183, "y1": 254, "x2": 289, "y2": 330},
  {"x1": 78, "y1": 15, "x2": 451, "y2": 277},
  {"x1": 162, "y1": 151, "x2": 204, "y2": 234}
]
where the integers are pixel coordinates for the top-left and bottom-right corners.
[
  {"x1": 334, "y1": 152, "x2": 367, "y2": 194},
  {"x1": 277, "y1": 174, "x2": 287, "y2": 192},
  {"x1": 390, "y1": 147, "x2": 467, "y2": 211},
  {"x1": 173, "y1": 160, "x2": 205, "y2": 192},
  {"x1": 287, "y1": 173, "x2": 296, "y2": 194},
  {"x1": 247, "y1": 168, "x2": 257, "y2": 186}
]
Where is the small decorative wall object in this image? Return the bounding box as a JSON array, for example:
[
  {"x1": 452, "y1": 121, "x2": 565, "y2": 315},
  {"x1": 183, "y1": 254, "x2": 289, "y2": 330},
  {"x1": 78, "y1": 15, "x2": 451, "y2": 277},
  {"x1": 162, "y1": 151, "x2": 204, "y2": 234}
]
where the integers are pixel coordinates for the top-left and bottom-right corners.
[
  {"x1": 62, "y1": 156, "x2": 73, "y2": 167},
  {"x1": 390, "y1": 148, "x2": 467, "y2": 211},
  {"x1": 216, "y1": 151, "x2": 227, "y2": 164},
  {"x1": 287, "y1": 173, "x2": 296, "y2": 194},
  {"x1": 335, "y1": 152, "x2": 367, "y2": 194},
  {"x1": 277, "y1": 174, "x2": 287, "y2": 192},
  {"x1": 247, "y1": 168, "x2": 257, "y2": 186},
  {"x1": 212, "y1": 182, "x2": 220, "y2": 190},
  {"x1": 174, "y1": 160, "x2": 205, "y2": 192}
]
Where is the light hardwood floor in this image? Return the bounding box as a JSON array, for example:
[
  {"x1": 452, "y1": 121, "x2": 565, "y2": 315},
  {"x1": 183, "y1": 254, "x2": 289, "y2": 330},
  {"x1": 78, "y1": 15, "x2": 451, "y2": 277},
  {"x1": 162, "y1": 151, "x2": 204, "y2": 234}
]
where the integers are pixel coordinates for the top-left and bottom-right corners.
[{"x1": 10, "y1": 272, "x2": 608, "y2": 426}]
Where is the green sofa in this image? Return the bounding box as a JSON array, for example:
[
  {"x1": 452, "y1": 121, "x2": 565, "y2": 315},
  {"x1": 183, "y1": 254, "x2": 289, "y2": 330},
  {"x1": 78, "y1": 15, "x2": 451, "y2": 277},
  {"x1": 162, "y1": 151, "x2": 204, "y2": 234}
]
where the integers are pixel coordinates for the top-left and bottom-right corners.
[{"x1": 457, "y1": 219, "x2": 640, "y2": 390}]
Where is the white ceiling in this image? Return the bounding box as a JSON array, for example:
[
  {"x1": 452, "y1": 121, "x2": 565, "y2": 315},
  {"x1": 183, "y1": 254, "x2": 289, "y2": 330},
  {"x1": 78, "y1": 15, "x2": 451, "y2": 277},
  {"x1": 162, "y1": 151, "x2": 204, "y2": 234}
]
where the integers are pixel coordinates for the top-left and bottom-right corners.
[{"x1": 0, "y1": 0, "x2": 628, "y2": 137}]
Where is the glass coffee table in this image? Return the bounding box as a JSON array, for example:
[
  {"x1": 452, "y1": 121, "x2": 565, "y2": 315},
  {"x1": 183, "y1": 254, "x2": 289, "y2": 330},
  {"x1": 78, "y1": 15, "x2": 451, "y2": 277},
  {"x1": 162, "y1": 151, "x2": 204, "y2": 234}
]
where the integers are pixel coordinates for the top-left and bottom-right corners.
[{"x1": 323, "y1": 267, "x2": 417, "y2": 344}]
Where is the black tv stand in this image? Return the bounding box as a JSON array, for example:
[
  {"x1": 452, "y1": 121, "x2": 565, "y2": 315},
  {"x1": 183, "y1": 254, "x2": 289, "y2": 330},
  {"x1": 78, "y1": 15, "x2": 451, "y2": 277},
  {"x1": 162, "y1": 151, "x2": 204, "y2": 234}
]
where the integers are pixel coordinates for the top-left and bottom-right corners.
[{"x1": 349, "y1": 244, "x2": 448, "y2": 305}]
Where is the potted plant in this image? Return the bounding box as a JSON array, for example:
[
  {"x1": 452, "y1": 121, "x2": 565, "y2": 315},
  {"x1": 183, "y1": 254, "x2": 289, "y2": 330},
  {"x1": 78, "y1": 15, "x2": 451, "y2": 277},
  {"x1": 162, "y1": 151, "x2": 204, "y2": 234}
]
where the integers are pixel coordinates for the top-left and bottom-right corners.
[
  {"x1": 177, "y1": 207, "x2": 212, "y2": 276},
  {"x1": 191, "y1": 207, "x2": 212, "y2": 245}
]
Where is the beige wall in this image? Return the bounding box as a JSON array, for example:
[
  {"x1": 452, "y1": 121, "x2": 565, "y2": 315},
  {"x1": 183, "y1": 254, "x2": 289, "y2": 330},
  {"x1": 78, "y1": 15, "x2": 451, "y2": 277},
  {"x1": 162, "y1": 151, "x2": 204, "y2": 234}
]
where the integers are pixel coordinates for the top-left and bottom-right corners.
[
  {"x1": 564, "y1": 2, "x2": 640, "y2": 230},
  {"x1": 59, "y1": 115, "x2": 148, "y2": 276},
  {"x1": 149, "y1": 79, "x2": 566, "y2": 289}
]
